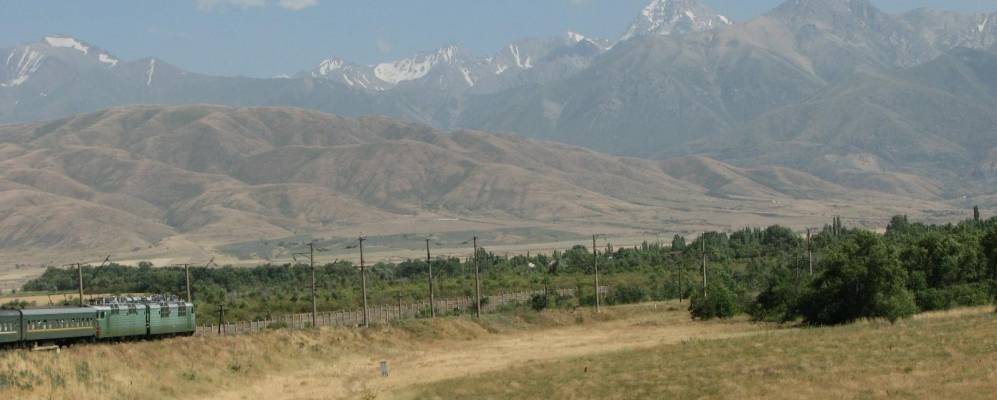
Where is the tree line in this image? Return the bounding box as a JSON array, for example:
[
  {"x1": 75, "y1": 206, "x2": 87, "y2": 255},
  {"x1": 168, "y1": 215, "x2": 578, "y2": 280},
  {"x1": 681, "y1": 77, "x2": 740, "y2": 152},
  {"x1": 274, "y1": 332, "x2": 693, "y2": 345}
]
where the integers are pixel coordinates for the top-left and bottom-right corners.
[{"x1": 16, "y1": 214, "x2": 997, "y2": 325}]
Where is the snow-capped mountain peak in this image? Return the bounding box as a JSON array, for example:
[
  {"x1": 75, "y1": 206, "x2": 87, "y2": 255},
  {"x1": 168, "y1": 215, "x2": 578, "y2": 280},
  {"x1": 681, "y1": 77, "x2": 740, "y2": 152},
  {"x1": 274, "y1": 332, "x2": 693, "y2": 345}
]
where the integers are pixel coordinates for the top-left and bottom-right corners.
[
  {"x1": 621, "y1": 0, "x2": 732, "y2": 41},
  {"x1": 374, "y1": 44, "x2": 466, "y2": 85},
  {"x1": 567, "y1": 31, "x2": 587, "y2": 43},
  {"x1": 2, "y1": 35, "x2": 120, "y2": 88},
  {"x1": 303, "y1": 57, "x2": 388, "y2": 91},
  {"x1": 44, "y1": 36, "x2": 90, "y2": 55},
  {"x1": 41, "y1": 35, "x2": 119, "y2": 66},
  {"x1": 314, "y1": 58, "x2": 346, "y2": 76}
]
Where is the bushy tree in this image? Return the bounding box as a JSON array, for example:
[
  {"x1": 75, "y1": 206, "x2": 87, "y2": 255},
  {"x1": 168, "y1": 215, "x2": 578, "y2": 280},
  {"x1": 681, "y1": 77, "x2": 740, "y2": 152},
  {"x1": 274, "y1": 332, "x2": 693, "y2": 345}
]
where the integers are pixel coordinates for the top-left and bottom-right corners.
[
  {"x1": 749, "y1": 263, "x2": 809, "y2": 322},
  {"x1": 983, "y1": 225, "x2": 997, "y2": 301},
  {"x1": 798, "y1": 231, "x2": 917, "y2": 325},
  {"x1": 671, "y1": 235, "x2": 686, "y2": 251},
  {"x1": 689, "y1": 284, "x2": 738, "y2": 320}
]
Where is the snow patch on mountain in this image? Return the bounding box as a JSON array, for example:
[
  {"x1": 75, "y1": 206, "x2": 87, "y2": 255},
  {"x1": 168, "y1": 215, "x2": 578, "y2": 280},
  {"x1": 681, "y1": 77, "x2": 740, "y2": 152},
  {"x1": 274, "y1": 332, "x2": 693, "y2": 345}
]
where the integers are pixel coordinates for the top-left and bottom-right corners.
[
  {"x1": 980, "y1": 15, "x2": 990, "y2": 33},
  {"x1": 375, "y1": 58, "x2": 433, "y2": 84},
  {"x1": 508, "y1": 45, "x2": 532, "y2": 69},
  {"x1": 146, "y1": 59, "x2": 156, "y2": 86},
  {"x1": 98, "y1": 53, "x2": 118, "y2": 67},
  {"x1": 461, "y1": 67, "x2": 475, "y2": 87},
  {"x1": 315, "y1": 58, "x2": 344, "y2": 76},
  {"x1": 2, "y1": 48, "x2": 45, "y2": 87},
  {"x1": 44, "y1": 36, "x2": 90, "y2": 55}
]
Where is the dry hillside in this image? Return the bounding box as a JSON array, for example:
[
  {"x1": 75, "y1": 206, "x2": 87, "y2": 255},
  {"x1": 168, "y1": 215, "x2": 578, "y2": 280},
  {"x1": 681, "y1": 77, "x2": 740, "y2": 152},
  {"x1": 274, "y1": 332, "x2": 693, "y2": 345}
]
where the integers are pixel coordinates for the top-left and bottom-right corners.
[{"x1": 0, "y1": 105, "x2": 963, "y2": 269}]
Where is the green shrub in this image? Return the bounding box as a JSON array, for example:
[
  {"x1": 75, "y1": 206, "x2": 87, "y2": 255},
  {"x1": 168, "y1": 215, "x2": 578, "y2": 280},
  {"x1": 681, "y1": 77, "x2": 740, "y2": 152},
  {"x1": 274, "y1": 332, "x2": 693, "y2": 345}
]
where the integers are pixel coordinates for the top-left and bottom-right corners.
[
  {"x1": 748, "y1": 265, "x2": 809, "y2": 322},
  {"x1": 915, "y1": 284, "x2": 991, "y2": 311},
  {"x1": 608, "y1": 285, "x2": 647, "y2": 305},
  {"x1": 915, "y1": 288, "x2": 951, "y2": 311},
  {"x1": 689, "y1": 285, "x2": 738, "y2": 320},
  {"x1": 529, "y1": 294, "x2": 549, "y2": 311}
]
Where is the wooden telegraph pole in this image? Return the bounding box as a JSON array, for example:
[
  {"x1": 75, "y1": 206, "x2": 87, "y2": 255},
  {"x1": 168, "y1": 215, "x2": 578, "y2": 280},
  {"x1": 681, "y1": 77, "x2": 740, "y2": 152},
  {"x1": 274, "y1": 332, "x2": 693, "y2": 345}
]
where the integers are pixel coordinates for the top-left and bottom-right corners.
[
  {"x1": 77, "y1": 263, "x2": 84, "y2": 307},
  {"x1": 216, "y1": 304, "x2": 226, "y2": 335},
  {"x1": 184, "y1": 264, "x2": 192, "y2": 303},
  {"x1": 167, "y1": 260, "x2": 194, "y2": 303},
  {"x1": 807, "y1": 228, "x2": 814, "y2": 276},
  {"x1": 426, "y1": 238, "x2": 435, "y2": 319},
  {"x1": 309, "y1": 242, "x2": 317, "y2": 329},
  {"x1": 359, "y1": 236, "x2": 369, "y2": 328},
  {"x1": 473, "y1": 236, "x2": 481, "y2": 319},
  {"x1": 592, "y1": 235, "x2": 601, "y2": 313}
]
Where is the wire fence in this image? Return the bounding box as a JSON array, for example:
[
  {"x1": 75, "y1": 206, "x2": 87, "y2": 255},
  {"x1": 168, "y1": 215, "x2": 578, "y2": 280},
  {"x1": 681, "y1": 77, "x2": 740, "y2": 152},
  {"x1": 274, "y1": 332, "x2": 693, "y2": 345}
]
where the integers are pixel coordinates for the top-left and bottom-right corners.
[{"x1": 195, "y1": 286, "x2": 608, "y2": 337}]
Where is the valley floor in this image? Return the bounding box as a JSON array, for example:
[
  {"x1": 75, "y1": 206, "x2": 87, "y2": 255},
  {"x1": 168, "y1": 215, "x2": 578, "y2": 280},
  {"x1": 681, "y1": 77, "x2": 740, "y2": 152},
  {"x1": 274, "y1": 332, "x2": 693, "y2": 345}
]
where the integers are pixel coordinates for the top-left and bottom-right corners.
[{"x1": 1, "y1": 303, "x2": 994, "y2": 400}]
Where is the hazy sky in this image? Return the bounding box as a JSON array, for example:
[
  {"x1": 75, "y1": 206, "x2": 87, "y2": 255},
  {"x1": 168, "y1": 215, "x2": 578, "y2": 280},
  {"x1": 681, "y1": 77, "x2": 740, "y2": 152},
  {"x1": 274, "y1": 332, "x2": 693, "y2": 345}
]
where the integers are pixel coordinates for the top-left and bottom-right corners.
[{"x1": 1, "y1": 0, "x2": 996, "y2": 77}]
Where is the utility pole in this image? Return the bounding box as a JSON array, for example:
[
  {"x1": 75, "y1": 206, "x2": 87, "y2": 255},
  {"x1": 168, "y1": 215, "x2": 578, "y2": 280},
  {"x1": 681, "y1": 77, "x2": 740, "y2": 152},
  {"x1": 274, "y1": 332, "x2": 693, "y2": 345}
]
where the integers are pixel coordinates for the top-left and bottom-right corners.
[
  {"x1": 309, "y1": 242, "x2": 317, "y2": 329},
  {"x1": 184, "y1": 264, "x2": 192, "y2": 303},
  {"x1": 678, "y1": 262, "x2": 684, "y2": 303},
  {"x1": 359, "y1": 236, "x2": 369, "y2": 328},
  {"x1": 702, "y1": 234, "x2": 708, "y2": 298},
  {"x1": 473, "y1": 236, "x2": 481, "y2": 319},
  {"x1": 216, "y1": 304, "x2": 226, "y2": 335},
  {"x1": 593, "y1": 235, "x2": 601, "y2": 313},
  {"x1": 426, "y1": 238, "x2": 435, "y2": 319},
  {"x1": 77, "y1": 263, "x2": 84, "y2": 307},
  {"x1": 807, "y1": 228, "x2": 814, "y2": 276}
]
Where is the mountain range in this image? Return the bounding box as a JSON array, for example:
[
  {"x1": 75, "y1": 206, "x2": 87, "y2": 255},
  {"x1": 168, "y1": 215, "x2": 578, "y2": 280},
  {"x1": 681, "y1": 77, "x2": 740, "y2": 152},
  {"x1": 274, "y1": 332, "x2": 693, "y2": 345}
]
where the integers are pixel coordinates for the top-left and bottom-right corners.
[{"x1": 0, "y1": 0, "x2": 996, "y2": 265}]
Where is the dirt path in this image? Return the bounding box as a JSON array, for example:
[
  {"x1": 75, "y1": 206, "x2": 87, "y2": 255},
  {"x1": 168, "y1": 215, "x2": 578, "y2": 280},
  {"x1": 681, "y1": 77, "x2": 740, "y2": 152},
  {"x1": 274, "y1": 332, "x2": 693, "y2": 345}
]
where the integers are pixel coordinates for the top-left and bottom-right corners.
[{"x1": 206, "y1": 307, "x2": 784, "y2": 400}]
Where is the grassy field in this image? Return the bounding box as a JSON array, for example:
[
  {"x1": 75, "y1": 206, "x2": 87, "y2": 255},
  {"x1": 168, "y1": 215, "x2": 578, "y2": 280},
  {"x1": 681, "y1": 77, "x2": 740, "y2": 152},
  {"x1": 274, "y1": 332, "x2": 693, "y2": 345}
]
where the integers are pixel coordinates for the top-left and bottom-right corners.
[
  {"x1": 408, "y1": 307, "x2": 997, "y2": 400},
  {"x1": 0, "y1": 303, "x2": 993, "y2": 400},
  {"x1": 0, "y1": 302, "x2": 766, "y2": 400}
]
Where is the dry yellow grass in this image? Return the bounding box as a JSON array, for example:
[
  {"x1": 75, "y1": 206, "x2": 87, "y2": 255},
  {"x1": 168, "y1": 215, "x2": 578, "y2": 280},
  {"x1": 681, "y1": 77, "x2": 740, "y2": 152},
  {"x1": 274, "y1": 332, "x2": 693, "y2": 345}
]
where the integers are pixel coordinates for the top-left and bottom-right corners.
[
  {"x1": 409, "y1": 307, "x2": 997, "y2": 400},
  {"x1": 0, "y1": 302, "x2": 770, "y2": 400},
  {"x1": 2, "y1": 304, "x2": 992, "y2": 400}
]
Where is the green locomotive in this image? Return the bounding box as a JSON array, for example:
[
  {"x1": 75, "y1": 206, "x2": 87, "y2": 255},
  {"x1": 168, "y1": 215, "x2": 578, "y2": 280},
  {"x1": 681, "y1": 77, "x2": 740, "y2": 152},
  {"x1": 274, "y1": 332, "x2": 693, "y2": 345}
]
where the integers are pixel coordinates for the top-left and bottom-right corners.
[{"x1": 0, "y1": 296, "x2": 195, "y2": 347}]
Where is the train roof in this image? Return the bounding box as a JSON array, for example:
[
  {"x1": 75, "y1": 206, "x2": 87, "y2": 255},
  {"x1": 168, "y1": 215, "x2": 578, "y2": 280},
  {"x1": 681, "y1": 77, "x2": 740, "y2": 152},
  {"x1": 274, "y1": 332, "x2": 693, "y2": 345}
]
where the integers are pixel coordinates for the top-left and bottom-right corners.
[
  {"x1": 89, "y1": 295, "x2": 186, "y2": 306},
  {"x1": 20, "y1": 307, "x2": 97, "y2": 316},
  {"x1": 146, "y1": 302, "x2": 193, "y2": 308},
  {"x1": 91, "y1": 301, "x2": 192, "y2": 310},
  {"x1": 0, "y1": 309, "x2": 20, "y2": 317}
]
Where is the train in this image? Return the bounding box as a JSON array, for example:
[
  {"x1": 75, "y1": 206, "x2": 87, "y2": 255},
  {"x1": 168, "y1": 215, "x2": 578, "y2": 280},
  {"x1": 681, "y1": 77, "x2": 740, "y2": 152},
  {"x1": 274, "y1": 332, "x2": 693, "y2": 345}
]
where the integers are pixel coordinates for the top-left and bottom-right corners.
[{"x1": 0, "y1": 295, "x2": 195, "y2": 347}]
